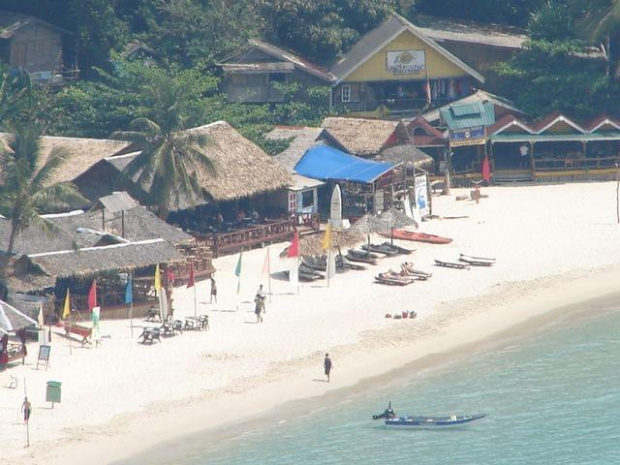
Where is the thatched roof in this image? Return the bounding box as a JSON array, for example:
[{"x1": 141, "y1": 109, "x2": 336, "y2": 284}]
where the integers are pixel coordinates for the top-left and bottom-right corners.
[
  {"x1": 0, "y1": 133, "x2": 131, "y2": 186},
  {"x1": 375, "y1": 145, "x2": 435, "y2": 170},
  {"x1": 186, "y1": 121, "x2": 293, "y2": 201},
  {"x1": 27, "y1": 239, "x2": 182, "y2": 279},
  {"x1": 266, "y1": 126, "x2": 347, "y2": 172},
  {"x1": 0, "y1": 203, "x2": 193, "y2": 255},
  {"x1": 321, "y1": 117, "x2": 405, "y2": 157},
  {"x1": 3, "y1": 239, "x2": 183, "y2": 293}
]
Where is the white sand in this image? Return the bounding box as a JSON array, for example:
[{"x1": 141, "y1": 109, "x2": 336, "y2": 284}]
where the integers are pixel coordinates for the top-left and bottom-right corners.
[{"x1": 3, "y1": 182, "x2": 620, "y2": 465}]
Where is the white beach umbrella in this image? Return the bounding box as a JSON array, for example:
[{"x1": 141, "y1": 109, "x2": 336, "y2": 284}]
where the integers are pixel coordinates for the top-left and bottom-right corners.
[{"x1": 0, "y1": 299, "x2": 38, "y2": 334}]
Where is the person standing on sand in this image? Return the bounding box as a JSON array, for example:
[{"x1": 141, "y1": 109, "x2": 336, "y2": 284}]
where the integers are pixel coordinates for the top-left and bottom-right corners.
[
  {"x1": 254, "y1": 291, "x2": 265, "y2": 323},
  {"x1": 21, "y1": 397, "x2": 32, "y2": 423},
  {"x1": 210, "y1": 275, "x2": 217, "y2": 303},
  {"x1": 324, "y1": 353, "x2": 333, "y2": 382}
]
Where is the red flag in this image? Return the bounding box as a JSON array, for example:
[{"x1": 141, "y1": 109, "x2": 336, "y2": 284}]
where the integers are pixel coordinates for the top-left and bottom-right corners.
[
  {"x1": 87, "y1": 280, "x2": 97, "y2": 311},
  {"x1": 482, "y1": 156, "x2": 491, "y2": 182},
  {"x1": 187, "y1": 262, "x2": 195, "y2": 288},
  {"x1": 287, "y1": 232, "x2": 299, "y2": 258}
]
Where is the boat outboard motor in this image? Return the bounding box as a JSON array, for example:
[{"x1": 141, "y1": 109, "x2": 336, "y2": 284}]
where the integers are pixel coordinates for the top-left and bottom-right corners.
[{"x1": 372, "y1": 402, "x2": 396, "y2": 420}]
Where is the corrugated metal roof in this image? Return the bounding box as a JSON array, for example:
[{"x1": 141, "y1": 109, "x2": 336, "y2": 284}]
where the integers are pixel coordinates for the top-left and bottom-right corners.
[
  {"x1": 421, "y1": 90, "x2": 523, "y2": 124},
  {"x1": 414, "y1": 15, "x2": 527, "y2": 50},
  {"x1": 221, "y1": 62, "x2": 295, "y2": 74},
  {"x1": 330, "y1": 13, "x2": 484, "y2": 84},
  {"x1": 440, "y1": 101, "x2": 495, "y2": 129},
  {"x1": 288, "y1": 174, "x2": 325, "y2": 192}
]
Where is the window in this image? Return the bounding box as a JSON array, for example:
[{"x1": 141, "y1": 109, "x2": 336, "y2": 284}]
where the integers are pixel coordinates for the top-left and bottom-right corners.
[
  {"x1": 269, "y1": 73, "x2": 286, "y2": 83},
  {"x1": 301, "y1": 190, "x2": 314, "y2": 208},
  {"x1": 341, "y1": 85, "x2": 351, "y2": 102}
]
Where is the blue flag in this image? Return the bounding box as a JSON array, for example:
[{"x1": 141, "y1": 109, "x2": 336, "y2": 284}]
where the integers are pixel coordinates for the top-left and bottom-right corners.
[{"x1": 125, "y1": 275, "x2": 133, "y2": 304}]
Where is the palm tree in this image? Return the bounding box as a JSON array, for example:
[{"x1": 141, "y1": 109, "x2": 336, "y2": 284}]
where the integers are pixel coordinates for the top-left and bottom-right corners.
[
  {"x1": 112, "y1": 76, "x2": 216, "y2": 218},
  {"x1": 0, "y1": 124, "x2": 86, "y2": 255}
]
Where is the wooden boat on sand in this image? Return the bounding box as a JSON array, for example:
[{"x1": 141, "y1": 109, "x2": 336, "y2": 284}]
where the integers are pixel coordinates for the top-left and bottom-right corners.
[{"x1": 381, "y1": 229, "x2": 452, "y2": 244}]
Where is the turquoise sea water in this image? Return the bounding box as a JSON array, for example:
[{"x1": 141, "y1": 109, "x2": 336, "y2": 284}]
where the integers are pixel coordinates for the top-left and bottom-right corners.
[{"x1": 120, "y1": 298, "x2": 620, "y2": 465}]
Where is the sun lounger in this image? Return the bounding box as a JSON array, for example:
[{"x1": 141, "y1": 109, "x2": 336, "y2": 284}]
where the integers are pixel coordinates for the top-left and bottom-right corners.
[
  {"x1": 434, "y1": 259, "x2": 470, "y2": 269},
  {"x1": 361, "y1": 243, "x2": 399, "y2": 256},
  {"x1": 300, "y1": 263, "x2": 325, "y2": 279},
  {"x1": 382, "y1": 242, "x2": 415, "y2": 255},
  {"x1": 375, "y1": 272, "x2": 414, "y2": 286},
  {"x1": 347, "y1": 249, "x2": 379, "y2": 265},
  {"x1": 459, "y1": 254, "x2": 496, "y2": 266},
  {"x1": 338, "y1": 255, "x2": 367, "y2": 270},
  {"x1": 400, "y1": 262, "x2": 432, "y2": 280}
]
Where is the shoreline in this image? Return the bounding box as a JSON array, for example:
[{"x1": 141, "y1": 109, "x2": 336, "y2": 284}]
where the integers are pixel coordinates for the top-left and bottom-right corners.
[
  {"x1": 6, "y1": 183, "x2": 620, "y2": 465},
  {"x1": 45, "y1": 265, "x2": 620, "y2": 465}
]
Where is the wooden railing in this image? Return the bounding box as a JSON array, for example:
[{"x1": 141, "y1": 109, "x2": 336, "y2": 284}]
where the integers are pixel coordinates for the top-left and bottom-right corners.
[
  {"x1": 295, "y1": 212, "x2": 320, "y2": 232},
  {"x1": 195, "y1": 219, "x2": 296, "y2": 257},
  {"x1": 533, "y1": 156, "x2": 620, "y2": 171}
]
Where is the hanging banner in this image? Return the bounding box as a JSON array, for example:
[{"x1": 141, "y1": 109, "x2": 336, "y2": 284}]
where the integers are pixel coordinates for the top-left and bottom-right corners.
[
  {"x1": 449, "y1": 126, "x2": 486, "y2": 147},
  {"x1": 387, "y1": 50, "x2": 425, "y2": 75},
  {"x1": 414, "y1": 175, "x2": 430, "y2": 218}
]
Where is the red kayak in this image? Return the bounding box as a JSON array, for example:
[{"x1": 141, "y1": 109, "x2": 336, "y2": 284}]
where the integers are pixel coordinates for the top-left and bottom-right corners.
[{"x1": 380, "y1": 229, "x2": 453, "y2": 244}]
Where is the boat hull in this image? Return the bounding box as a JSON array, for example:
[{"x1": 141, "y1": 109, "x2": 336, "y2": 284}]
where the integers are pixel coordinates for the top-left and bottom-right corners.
[
  {"x1": 380, "y1": 230, "x2": 452, "y2": 244},
  {"x1": 384, "y1": 413, "x2": 487, "y2": 428}
]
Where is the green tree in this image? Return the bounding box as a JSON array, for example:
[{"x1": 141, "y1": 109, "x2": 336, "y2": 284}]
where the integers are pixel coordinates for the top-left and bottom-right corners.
[
  {"x1": 0, "y1": 124, "x2": 86, "y2": 255},
  {"x1": 259, "y1": 0, "x2": 415, "y2": 63},
  {"x1": 111, "y1": 74, "x2": 217, "y2": 217}
]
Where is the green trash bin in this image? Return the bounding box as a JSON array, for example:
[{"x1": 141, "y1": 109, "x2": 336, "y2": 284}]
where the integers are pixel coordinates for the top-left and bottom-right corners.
[{"x1": 46, "y1": 381, "x2": 62, "y2": 406}]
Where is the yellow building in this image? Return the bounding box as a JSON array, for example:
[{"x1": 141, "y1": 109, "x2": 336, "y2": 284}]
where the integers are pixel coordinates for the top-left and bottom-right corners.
[{"x1": 330, "y1": 14, "x2": 484, "y2": 116}]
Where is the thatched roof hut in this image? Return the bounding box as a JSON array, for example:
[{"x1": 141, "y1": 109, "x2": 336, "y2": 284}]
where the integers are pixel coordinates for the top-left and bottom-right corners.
[
  {"x1": 0, "y1": 133, "x2": 131, "y2": 186},
  {"x1": 186, "y1": 121, "x2": 293, "y2": 201},
  {"x1": 280, "y1": 229, "x2": 362, "y2": 257},
  {"x1": 4, "y1": 239, "x2": 183, "y2": 293},
  {"x1": 321, "y1": 117, "x2": 407, "y2": 157},
  {"x1": 0, "y1": 202, "x2": 193, "y2": 256}
]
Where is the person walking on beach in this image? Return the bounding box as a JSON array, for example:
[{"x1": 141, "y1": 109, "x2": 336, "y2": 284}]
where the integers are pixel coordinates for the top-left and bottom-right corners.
[
  {"x1": 254, "y1": 290, "x2": 265, "y2": 323},
  {"x1": 21, "y1": 397, "x2": 32, "y2": 423},
  {"x1": 324, "y1": 353, "x2": 333, "y2": 382},
  {"x1": 256, "y1": 284, "x2": 266, "y2": 312},
  {"x1": 210, "y1": 275, "x2": 217, "y2": 303}
]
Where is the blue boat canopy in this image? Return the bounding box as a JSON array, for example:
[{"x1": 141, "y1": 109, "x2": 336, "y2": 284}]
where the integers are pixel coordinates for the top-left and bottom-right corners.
[{"x1": 294, "y1": 145, "x2": 395, "y2": 183}]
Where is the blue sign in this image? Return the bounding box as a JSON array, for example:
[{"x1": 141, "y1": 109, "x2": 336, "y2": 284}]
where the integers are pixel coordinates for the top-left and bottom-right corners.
[{"x1": 450, "y1": 126, "x2": 486, "y2": 147}]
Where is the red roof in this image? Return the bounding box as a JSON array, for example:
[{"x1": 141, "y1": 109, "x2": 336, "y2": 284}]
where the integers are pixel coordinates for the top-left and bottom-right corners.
[{"x1": 488, "y1": 114, "x2": 533, "y2": 135}]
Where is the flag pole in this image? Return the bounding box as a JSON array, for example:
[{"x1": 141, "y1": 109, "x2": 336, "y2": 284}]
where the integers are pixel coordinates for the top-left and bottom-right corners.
[{"x1": 193, "y1": 285, "x2": 197, "y2": 317}]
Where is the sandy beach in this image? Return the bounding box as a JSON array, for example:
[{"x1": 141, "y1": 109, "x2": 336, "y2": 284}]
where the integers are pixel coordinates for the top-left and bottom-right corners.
[{"x1": 3, "y1": 182, "x2": 620, "y2": 465}]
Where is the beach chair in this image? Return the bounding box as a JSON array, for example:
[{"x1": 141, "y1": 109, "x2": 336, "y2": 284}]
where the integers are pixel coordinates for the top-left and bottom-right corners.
[
  {"x1": 374, "y1": 272, "x2": 414, "y2": 286},
  {"x1": 139, "y1": 327, "x2": 161, "y2": 344},
  {"x1": 64, "y1": 323, "x2": 93, "y2": 344},
  {"x1": 346, "y1": 249, "x2": 379, "y2": 265},
  {"x1": 382, "y1": 242, "x2": 415, "y2": 255},
  {"x1": 434, "y1": 259, "x2": 470, "y2": 270},
  {"x1": 361, "y1": 243, "x2": 399, "y2": 256},
  {"x1": 459, "y1": 254, "x2": 496, "y2": 266},
  {"x1": 401, "y1": 262, "x2": 432, "y2": 280}
]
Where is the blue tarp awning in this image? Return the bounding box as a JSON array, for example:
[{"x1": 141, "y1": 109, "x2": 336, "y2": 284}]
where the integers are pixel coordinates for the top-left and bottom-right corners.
[{"x1": 294, "y1": 145, "x2": 395, "y2": 183}]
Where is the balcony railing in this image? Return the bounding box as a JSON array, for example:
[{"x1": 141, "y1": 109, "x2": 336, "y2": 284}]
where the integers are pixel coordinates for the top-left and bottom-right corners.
[{"x1": 334, "y1": 97, "x2": 451, "y2": 114}]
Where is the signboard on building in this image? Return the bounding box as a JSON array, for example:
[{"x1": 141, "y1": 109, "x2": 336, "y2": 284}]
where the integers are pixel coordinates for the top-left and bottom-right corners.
[
  {"x1": 387, "y1": 50, "x2": 425, "y2": 75},
  {"x1": 450, "y1": 126, "x2": 486, "y2": 147}
]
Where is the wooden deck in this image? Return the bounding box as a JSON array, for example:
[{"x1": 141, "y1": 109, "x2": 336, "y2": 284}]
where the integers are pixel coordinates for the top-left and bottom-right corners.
[{"x1": 194, "y1": 219, "x2": 298, "y2": 257}]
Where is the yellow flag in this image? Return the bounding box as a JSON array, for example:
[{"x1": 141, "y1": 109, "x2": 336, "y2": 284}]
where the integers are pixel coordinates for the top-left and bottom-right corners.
[
  {"x1": 322, "y1": 223, "x2": 332, "y2": 251},
  {"x1": 62, "y1": 289, "x2": 71, "y2": 320},
  {"x1": 154, "y1": 264, "x2": 161, "y2": 294}
]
